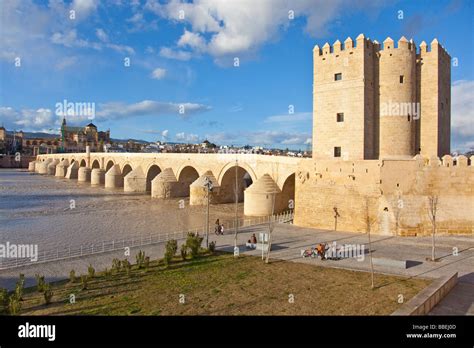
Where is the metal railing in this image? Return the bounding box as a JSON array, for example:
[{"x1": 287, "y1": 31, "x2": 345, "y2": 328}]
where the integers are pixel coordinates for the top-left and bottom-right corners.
[{"x1": 0, "y1": 210, "x2": 293, "y2": 270}]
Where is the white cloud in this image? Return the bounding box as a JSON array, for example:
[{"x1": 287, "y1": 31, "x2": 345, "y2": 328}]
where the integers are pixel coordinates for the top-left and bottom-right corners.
[
  {"x1": 96, "y1": 28, "x2": 109, "y2": 42},
  {"x1": 51, "y1": 30, "x2": 101, "y2": 49},
  {"x1": 127, "y1": 12, "x2": 143, "y2": 23},
  {"x1": 71, "y1": 0, "x2": 99, "y2": 19},
  {"x1": 177, "y1": 30, "x2": 206, "y2": 51},
  {"x1": 126, "y1": 11, "x2": 158, "y2": 32},
  {"x1": 106, "y1": 43, "x2": 135, "y2": 55},
  {"x1": 452, "y1": 80, "x2": 474, "y2": 137},
  {"x1": 151, "y1": 68, "x2": 167, "y2": 80},
  {"x1": 264, "y1": 112, "x2": 312, "y2": 123},
  {"x1": 0, "y1": 100, "x2": 211, "y2": 131},
  {"x1": 0, "y1": 1, "x2": 133, "y2": 65},
  {"x1": 159, "y1": 47, "x2": 192, "y2": 61},
  {"x1": 145, "y1": 0, "x2": 381, "y2": 63},
  {"x1": 176, "y1": 132, "x2": 200, "y2": 143},
  {"x1": 0, "y1": 107, "x2": 57, "y2": 131},
  {"x1": 55, "y1": 56, "x2": 79, "y2": 70},
  {"x1": 96, "y1": 100, "x2": 211, "y2": 119},
  {"x1": 205, "y1": 130, "x2": 311, "y2": 146},
  {"x1": 162, "y1": 130, "x2": 169, "y2": 138},
  {"x1": 51, "y1": 29, "x2": 134, "y2": 55},
  {"x1": 228, "y1": 103, "x2": 243, "y2": 113},
  {"x1": 247, "y1": 130, "x2": 311, "y2": 145}
]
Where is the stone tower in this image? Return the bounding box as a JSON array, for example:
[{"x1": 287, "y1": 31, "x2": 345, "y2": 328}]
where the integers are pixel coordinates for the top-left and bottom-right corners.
[{"x1": 312, "y1": 34, "x2": 451, "y2": 160}]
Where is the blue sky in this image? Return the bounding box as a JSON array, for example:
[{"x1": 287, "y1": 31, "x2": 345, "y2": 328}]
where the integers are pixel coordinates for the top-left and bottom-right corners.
[{"x1": 0, "y1": 0, "x2": 472, "y2": 151}]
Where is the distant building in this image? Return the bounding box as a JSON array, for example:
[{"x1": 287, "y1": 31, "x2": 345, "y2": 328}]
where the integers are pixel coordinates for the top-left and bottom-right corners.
[
  {"x1": 0, "y1": 119, "x2": 111, "y2": 155},
  {"x1": 200, "y1": 140, "x2": 217, "y2": 149},
  {"x1": 0, "y1": 127, "x2": 60, "y2": 155},
  {"x1": 60, "y1": 118, "x2": 110, "y2": 152},
  {"x1": 0, "y1": 126, "x2": 16, "y2": 154}
]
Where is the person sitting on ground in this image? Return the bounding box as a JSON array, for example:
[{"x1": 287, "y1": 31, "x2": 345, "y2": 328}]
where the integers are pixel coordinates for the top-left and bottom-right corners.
[
  {"x1": 316, "y1": 243, "x2": 326, "y2": 260},
  {"x1": 246, "y1": 239, "x2": 256, "y2": 249},
  {"x1": 250, "y1": 234, "x2": 257, "y2": 244}
]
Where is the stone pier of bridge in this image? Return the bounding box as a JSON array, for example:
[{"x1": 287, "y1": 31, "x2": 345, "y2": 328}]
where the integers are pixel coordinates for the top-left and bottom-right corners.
[{"x1": 30, "y1": 152, "x2": 299, "y2": 216}]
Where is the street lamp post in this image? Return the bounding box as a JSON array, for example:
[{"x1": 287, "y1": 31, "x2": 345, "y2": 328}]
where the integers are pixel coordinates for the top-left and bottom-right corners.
[
  {"x1": 233, "y1": 159, "x2": 238, "y2": 249},
  {"x1": 204, "y1": 176, "x2": 213, "y2": 248}
]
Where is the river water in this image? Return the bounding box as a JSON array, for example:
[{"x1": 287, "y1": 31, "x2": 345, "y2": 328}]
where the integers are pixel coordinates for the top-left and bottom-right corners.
[{"x1": 0, "y1": 169, "x2": 244, "y2": 251}]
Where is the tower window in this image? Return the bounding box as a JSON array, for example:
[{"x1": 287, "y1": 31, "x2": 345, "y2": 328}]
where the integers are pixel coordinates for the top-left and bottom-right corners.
[
  {"x1": 334, "y1": 147, "x2": 341, "y2": 157},
  {"x1": 334, "y1": 73, "x2": 342, "y2": 81},
  {"x1": 337, "y1": 113, "x2": 344, "y2": 122},
  {"x1": 399, "y1": 75, "x2": 404, "y2": 83}
]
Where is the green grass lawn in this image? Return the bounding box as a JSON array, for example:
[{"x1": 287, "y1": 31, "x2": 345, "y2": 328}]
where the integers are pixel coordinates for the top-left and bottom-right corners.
[{"x1": 14, "y1": 252, "x2": 430, "y2": 315}]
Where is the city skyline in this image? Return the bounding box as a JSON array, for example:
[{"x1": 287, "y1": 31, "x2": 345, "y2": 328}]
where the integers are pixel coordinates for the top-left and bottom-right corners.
[{"x1": 1, "y1": 0, "x2": 473, "y2": 151}]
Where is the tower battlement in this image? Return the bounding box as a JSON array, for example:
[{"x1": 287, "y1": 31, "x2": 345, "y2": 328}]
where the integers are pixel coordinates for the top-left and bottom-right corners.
[
  {"x1": 313, "y1": 35, "x2": 450, "y2": 57},
  {"x1": 312, "y1": 33, "x2": 451, "y2": 161}
]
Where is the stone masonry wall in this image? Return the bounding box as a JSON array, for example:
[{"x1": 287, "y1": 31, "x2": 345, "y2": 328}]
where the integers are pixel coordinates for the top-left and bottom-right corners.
[{"x1": 294, "y1": 156, "x2": 474, "y2": 236}]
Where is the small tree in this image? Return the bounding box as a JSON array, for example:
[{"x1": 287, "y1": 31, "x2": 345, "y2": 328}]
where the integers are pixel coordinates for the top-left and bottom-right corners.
[
  {"x1": 15, "y1": 276, "x2": 25, "y2": 301},
  {"x1": 88, "y1": 264, "x2": 95, "y2": 278},
  {"x1": 180, "y1": 244, "x2": 188, "y2": 260},
  {"x1": 112, "y1": 258, "x2": 121, "y2": 273},
  {"x1": 69, "y1": 270, "x2": 76, "y2": 283},
  {"x1": 35, "y1": 274, "x2": 46, "y2": 293},
  {"x1": 144, "y1": 256, "x2": 150, "y2": 270},
  {"x1": 364, "y1": 197, "x2": 378, "y2": 289},
  {"x1": 43, "y1": 284, "x2": 53, "y2": 305},
  {"x1": 265, "y1": 191, "x2": 278, "y2": 264},
  {"x1": 81, "y1": 275, "x2": 88, "y2": 290},
  {"x1": 208, "y1": 241, "x2": 216, "y2": 254},
  {"x1": 136, "y1": 250, "x2": 146, "y2": 269},
  {"x1": 333, "y1": 207, "x2": 340, "y2": 232},
  {"x1": 0, "y1": 288, "x2": 8, "y2": 314},
  {"x1": 185, "y1": 233, "x2": 203, "y2": 259},
  {"x1": 122, "y1": 259, "x2": 131, "y2": 276},
  {"x1": 428, "y1": 195, "x2": 439, "y2": 262},
  {"x1": 8, "y1": 295, "x2": 21, "y2": 315},
  {"x1": 164, "y1": 239, "x2": 178, "y2": 266}
]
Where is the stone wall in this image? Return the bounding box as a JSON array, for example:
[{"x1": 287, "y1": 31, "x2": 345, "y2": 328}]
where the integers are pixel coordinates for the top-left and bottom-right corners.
[
  {"x1": 294, "y1": 155, "x2": 474, "y2": 236},
  {"x1": 392, "y1": 273, "x2": 458, "y2": 315},
  {"x1": 0, "y1": 155, "x2": 35, "y2": 168}
]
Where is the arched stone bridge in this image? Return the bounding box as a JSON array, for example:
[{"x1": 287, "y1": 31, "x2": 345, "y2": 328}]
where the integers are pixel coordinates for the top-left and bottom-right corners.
[{"x1": 32, "y1": 152, "x2": 300, "y2": 216}]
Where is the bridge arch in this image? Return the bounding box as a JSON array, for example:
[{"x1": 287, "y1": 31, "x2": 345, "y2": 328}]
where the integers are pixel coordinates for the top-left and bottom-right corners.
[
  {"x1": 146, "y1": 164, "x2": 162, "y2": 192},
  {"x1": 105, "y1": 160, "x2": 115, "y2": 172},
  {"x1": 217, "y1": 161, "x2": 257, "y2": 186},
  {"x1": 121, "y1": 163, "x2": 133, "y2": 177},
  {"x1": 79, "y1": 159, "x2": 87, "y2": 167},
  {"x1": 91, "y1": 159, "x2": 100, "y2": 169},
  {"x1": 218, "y1": 165, "x2": 254, "y2": 203},
  {"x1": 177, "y1": 165, "x2": 200, "y2": 196},
  {"x1": 278, "y1": 173, "x2": 295, "y2": 212}
]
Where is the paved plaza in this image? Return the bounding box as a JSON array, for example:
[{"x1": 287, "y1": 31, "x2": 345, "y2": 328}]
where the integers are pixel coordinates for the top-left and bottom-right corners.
[{"x1": 1, "y1": 221, "x2": 472, "y2": 314}]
